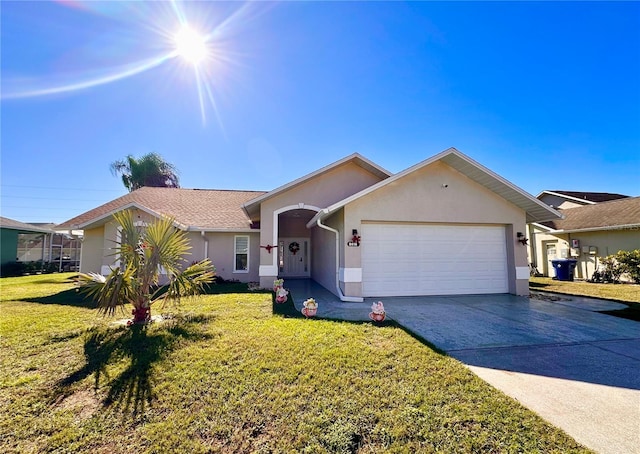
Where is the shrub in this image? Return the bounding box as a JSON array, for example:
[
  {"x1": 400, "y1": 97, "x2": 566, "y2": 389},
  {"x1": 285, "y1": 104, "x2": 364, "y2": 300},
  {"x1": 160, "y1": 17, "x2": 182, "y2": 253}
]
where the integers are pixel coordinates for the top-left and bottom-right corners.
[
  {"x1": 596, "y1": 255, "x2": 624, "y2": 283},
  {"x1": 616, "y1": 249, "x2": 640, "y2": 284}
]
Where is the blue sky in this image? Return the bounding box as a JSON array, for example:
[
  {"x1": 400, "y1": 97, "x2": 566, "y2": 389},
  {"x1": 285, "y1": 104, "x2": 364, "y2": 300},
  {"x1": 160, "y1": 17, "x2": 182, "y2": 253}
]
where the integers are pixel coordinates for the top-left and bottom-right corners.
[{"x1": 2, "y1": 1, "x2": 639, "y2": 224}]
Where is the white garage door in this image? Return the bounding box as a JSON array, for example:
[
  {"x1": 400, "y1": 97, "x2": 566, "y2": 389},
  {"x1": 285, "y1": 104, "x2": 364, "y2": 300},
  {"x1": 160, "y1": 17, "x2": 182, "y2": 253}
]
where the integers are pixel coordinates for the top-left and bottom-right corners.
[{"x1": 361, "y1": 224, "x2": 508, "y2": 297}]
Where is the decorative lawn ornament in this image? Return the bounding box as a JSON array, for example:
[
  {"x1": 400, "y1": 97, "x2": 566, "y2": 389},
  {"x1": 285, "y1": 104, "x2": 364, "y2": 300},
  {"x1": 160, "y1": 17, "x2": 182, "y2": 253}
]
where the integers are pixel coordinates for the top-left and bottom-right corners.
[
  {"x1": 275, "y1": 286, "x2": 289, "y2": 304},
  {"x1": 302, "y1": 298, "x2": 317, "y2": 317},
  {"x1": 273, "y1": 278, "x2": 284, "y2": 292},
  {"x1": 369, "y1": 301, "x2": 386, "y2": 322}
]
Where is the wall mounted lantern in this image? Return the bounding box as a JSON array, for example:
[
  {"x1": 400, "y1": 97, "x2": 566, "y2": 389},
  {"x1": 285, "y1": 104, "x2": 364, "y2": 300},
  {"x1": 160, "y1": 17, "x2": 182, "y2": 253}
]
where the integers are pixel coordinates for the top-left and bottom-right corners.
[
  {"x1": 516, "y1": 232, "x2": 528, "y2": 246},
  {"x1": 348, "y1": 229, "x2": 361, "y2": 247}
]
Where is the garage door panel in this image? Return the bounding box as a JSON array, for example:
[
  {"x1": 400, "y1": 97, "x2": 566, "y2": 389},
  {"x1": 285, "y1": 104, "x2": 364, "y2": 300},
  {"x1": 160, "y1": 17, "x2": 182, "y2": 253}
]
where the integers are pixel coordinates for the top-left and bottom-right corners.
[{"x1": 362, "y1": 224, "x2": 508, "y2": 297}]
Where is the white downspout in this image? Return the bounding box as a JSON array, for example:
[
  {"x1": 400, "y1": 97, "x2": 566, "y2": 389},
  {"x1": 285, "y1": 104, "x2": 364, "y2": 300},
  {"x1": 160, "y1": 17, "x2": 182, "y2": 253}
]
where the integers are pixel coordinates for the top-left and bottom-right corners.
[
  {"x1": 201, "y1": 231, "x2": 209, "y2": 260},
  {"x1": 316, "y1": 217, "x2": 363, "y2": 303}
]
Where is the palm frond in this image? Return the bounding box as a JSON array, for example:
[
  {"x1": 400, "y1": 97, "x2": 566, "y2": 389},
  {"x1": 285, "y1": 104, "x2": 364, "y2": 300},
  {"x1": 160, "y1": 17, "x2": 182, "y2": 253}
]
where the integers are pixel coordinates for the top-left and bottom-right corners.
[
  {"x1": 157, "y1": 259, "x2": 216, "y2": 308},
  {"x1": 77, "y1": 265, "x2": 136, "y2": 316}
]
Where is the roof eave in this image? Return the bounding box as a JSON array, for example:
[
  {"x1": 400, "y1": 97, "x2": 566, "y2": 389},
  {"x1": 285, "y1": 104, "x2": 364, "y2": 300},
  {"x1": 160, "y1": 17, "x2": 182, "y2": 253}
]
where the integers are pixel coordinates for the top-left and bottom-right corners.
[
  {"x1": 72, "y1": 203, "x2": 178, "y2": 230},
  {"x1": 308, "y1": 148, "x2": 563, "y2": 223},
  {"x1": 542, "y1": 223, "x2": 640, "y2": 235},
  {"x1": 536, "y1": 190, "x2": 597, "y2": 205}
]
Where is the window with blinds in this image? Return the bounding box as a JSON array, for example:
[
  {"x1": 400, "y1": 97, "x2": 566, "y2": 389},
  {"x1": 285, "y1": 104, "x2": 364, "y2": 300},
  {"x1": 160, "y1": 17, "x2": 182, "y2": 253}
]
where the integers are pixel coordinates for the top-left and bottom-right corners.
[{"x1": 234, "y1": 235, "x2": 249, "y2": 272}]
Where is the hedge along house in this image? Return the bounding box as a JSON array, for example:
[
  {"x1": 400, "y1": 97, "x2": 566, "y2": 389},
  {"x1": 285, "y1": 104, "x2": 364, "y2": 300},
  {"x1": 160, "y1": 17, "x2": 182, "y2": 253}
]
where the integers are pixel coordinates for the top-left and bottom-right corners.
[{"x1": 58, "y1": 148, "x2": 562, "y2": 301}]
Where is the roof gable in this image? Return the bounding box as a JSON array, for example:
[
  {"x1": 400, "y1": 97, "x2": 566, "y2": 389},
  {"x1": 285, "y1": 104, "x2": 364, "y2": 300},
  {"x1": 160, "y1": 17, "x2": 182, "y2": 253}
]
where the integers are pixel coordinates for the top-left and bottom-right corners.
[
  {"x1": 243, "y1": 153, "x2": 391, "y2": 218},
  {"x1": 309, "y1": 148, "x2": 562, "y2": 225},
  {"x1": 57, "y1": 187, "x2": 267, "y2": 231}
]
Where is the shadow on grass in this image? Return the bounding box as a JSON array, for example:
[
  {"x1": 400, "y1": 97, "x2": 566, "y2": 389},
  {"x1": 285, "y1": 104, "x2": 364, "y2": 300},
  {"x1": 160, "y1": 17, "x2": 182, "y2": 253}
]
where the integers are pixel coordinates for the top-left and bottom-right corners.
[
  {"x1": 27, "y1": 279, "x2": 271, "y2": 310},
  {"x1": 529, "y1": 281, "x2": 550, "y2": 289},
  {"x1": 272, "y1": 289, "x2": 446, "y2": 354},
  {"x1": 26, "y1": 288, "x2": 97, "y2": 309},
  {"x1": 54, "y1": 314, "x2": 215, "y2": 417},
  {"x1": 272, "y1": 290, "x2": 304, "y2": 318}
]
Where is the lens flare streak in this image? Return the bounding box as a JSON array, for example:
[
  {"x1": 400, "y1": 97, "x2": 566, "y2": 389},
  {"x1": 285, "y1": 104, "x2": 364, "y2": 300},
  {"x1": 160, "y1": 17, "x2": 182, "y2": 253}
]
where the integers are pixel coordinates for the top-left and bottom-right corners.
[
  {"x1": 1, "y1": 0, "x2": 258, "y2": 131},
  {"x1": 2, "y1": 52, "x2": 176, "y2": 100}
]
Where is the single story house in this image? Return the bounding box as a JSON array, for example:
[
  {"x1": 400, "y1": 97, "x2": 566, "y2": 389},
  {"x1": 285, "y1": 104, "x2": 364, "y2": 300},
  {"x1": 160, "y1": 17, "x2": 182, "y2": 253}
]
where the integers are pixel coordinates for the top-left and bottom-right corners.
[
  {"x1": 529, "y1": 196, "x2": 640, "y2": 280},
  {"x1": 0, "y1": 216, "x2": 53, "y2": 266},
  {"x1": 58, "y1": 148, "x2": 562, "y2": 301},
  {"x1": 0, "y1": 217, "x2": 83, "y2": 273}
]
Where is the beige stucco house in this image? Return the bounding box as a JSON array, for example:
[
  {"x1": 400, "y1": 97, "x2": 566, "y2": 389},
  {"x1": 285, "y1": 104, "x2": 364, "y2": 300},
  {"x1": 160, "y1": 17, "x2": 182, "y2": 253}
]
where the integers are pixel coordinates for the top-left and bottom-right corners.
[
  {"x1": 529, "y1": 195, "x2": 640, "y2": 280},
  {"x1": 58, "y1": 148, "x2": 562, "y2": 301}
]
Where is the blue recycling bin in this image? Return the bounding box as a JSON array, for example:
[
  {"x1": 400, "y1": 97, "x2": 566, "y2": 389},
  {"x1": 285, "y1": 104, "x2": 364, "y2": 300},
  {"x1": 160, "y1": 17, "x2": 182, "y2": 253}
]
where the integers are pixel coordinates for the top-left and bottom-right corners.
[{"x1": 551, "y1": 259, "x2": 578, "y2": 281}]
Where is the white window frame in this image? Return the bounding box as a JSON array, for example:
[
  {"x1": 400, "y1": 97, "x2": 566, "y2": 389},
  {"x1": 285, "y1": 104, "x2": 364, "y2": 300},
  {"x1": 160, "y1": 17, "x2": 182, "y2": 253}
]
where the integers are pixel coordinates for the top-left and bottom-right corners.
[{"x1": 234, "y1": 235, "x2": 250, "y2": 273}]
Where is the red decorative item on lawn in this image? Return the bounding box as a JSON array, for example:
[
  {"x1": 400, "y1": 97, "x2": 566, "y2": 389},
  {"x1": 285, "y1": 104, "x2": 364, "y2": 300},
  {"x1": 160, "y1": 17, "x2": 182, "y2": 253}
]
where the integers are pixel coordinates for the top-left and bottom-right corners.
[
  {"x1": 369, "y1": 301, "x2": 386, "y2": 323},
  {"x1": 302, "y1": 298, "x2": 318, "y2": 317},
  {"x1": 275, "y1": 287, "x2": 289, "y2": 304},
  {"x1": 302, "y1": 307, "x2": 317, "y2": 317}
]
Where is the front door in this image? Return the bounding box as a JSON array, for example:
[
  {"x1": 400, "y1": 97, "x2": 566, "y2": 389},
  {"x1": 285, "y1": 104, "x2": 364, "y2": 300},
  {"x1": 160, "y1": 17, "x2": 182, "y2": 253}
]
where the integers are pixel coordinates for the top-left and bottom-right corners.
[{"x1": 279, "y1": 237, "x2": 310, "y2": 277}]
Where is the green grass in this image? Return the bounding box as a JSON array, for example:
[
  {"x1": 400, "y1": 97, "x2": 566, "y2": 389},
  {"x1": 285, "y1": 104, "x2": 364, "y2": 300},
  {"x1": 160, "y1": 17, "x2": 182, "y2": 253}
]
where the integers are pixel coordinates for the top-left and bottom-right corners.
[
  {"x1": 0, "y1": 274, "x2": 591, "y2": 453},
  {"x1": 530, "y1": 277, "x2": 640, "y2": 321}
]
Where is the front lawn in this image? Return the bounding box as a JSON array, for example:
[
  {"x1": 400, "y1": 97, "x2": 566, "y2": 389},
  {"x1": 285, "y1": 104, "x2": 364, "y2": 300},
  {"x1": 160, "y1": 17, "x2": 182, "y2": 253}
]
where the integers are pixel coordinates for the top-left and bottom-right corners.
[
  {"x1": 529, "y1": 277, "x2": 640, "y2": 304},
  {"x1": 530, "y1": 276, "x2": 640, "y2": 321},
  {"x1": 1, "y1": 274, "x2": 590, "y2": 452}
]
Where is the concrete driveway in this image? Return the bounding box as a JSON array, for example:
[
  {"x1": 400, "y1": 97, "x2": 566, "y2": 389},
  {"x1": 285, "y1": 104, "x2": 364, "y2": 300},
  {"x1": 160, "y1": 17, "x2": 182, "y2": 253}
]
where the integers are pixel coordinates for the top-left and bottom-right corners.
[
  {"x1": 286, "y1": 281, "x2": 640, "y2": 454},
  {"x1": 384, "y1": 293, "x2": 640, "y2": 454}
]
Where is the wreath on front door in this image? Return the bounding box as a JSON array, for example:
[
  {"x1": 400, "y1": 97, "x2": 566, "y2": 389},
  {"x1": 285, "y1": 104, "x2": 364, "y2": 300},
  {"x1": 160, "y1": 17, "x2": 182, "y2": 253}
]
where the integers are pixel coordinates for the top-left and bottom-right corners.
[{"x1": 288, "y1": 241, "x2": 300, "y2": 255}]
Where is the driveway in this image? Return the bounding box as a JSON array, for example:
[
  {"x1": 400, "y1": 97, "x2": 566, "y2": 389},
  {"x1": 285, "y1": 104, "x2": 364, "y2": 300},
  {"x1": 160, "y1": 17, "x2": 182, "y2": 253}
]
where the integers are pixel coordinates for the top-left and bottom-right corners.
[{"x1": 286, "y1": 281, "x2": 640, "y2": 454}]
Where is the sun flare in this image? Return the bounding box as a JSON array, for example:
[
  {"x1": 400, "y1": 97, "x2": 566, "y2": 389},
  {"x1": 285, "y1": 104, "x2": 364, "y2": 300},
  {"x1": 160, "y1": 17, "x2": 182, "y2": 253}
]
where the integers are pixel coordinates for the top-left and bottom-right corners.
[{"x1": 174, "y1": 26, "x2": 208, "y2": 65}]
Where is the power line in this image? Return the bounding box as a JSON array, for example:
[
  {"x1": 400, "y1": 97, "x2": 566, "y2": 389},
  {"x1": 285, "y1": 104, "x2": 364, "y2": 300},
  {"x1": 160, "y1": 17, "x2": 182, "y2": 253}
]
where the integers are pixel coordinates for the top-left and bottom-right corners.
[
  {"x1": 1, "y1": 184, "x2": 123, "y2": 192},
  {"x1": 1, "y1": 195, "x2": 112, "y2": 202}
]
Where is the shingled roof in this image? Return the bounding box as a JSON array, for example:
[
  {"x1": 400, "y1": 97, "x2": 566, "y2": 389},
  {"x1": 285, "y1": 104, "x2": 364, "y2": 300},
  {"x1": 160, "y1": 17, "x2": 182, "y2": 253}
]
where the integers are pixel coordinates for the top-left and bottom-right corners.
[
  {"x1": 57, "y1": 187, "x2": 267, "y2": 231},
  {"x1": 540, "y1": 196, "x2": 640, "y2": 232},
  {"x1": 543, "y1": 190, "x2": 630, "y2": 204},
  {"x1": 0, "y1": 216, "x2": 53, "y2": 233}
]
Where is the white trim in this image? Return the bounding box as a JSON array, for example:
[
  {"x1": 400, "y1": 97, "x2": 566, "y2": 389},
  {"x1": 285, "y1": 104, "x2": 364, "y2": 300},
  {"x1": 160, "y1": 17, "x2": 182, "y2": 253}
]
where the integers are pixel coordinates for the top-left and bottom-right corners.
[
  {"x1": 259, "y1": 265, "x2": 278, "y2": 276},
  {"x1": 233, "y1": 234, "x2": 250, "y2": 273},
  {"x1": 536, "y1": 223, "x2": 640, "y2": 235},
  {"x1": 530, "y1": 222, "x2": 555, "y2": 233},
  {"x1": 270, "y1": 204, "x2": 322, "y2": 272},
  {"x1": 339, "y1": 267, "x2": 362, "y2": 283},
  {"x1": 186, "y1": 227, "x2": 256, "y2": 233},
  {"x1": 307, "y1": 148, "x2": 563, "y2": 227},
  {"x1": 316, "y1": 218, "x2": 364, "y2": 302},
  {"x1": 536, "y1": 190, "x2": 597, "y2": 205},
  {"x1": 515, "y1": 266, "x2": 530, "y2": 280},
  {"x1": 76, "y1": 202, "x2": 188, "y2": 230}
]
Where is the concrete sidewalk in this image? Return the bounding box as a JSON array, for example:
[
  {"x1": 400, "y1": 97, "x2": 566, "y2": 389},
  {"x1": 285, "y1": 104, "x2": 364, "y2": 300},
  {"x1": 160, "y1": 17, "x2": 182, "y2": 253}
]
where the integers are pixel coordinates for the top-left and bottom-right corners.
[{"x1": 285, "y1": 280, "x2": 640, "y2": 454}]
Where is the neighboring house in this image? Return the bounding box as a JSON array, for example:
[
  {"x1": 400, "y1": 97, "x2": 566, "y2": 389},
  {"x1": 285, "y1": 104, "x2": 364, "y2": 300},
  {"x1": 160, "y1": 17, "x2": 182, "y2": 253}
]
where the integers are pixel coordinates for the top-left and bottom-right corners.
[
  {"x1": 537, "y1": 190, "x2": 629, "y2": 210},
  {"x1": 0, "y1": 217, "x2": 53, "y2": 266},
  {"x1": 0, "y1": 217, "x2": 83, "y2": 272},
  {"x1": 57, "y1": 148, "x2": 562, "y2": 300},
  {"x1": 529, "y1": 197, "x2": 640, "y2": 280}
]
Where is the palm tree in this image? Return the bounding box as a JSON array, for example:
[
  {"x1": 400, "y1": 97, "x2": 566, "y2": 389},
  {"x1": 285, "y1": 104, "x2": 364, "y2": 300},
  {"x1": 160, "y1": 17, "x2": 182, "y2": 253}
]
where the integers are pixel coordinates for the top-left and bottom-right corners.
[
  {"x1": 78, "y1": 210, "x2": 215, "y2": 324},
  {"x1": 110, "y1": 152, "x2": 180, "y2": 192}
]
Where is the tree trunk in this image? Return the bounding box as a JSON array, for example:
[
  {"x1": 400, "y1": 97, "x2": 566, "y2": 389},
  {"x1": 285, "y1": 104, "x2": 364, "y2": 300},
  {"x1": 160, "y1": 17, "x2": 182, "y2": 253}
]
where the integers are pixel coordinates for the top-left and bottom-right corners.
[{"x1": 132, "y1": 306, "x2": 151, "y2": 324}]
